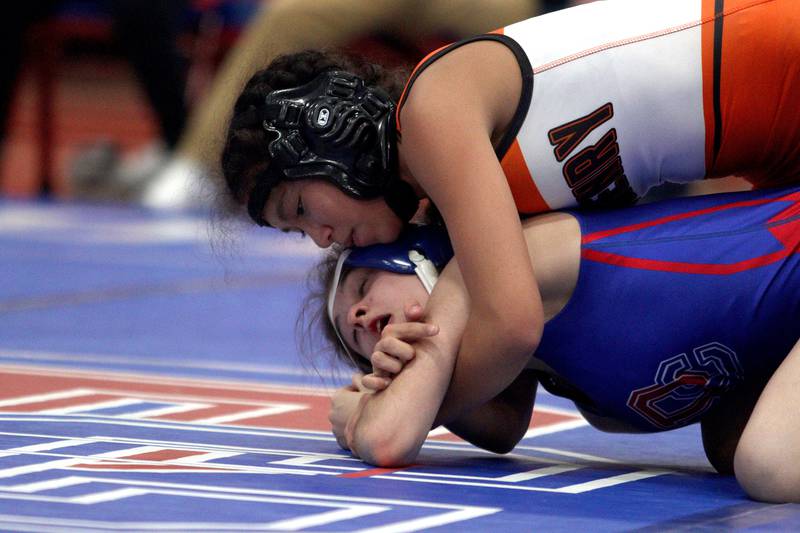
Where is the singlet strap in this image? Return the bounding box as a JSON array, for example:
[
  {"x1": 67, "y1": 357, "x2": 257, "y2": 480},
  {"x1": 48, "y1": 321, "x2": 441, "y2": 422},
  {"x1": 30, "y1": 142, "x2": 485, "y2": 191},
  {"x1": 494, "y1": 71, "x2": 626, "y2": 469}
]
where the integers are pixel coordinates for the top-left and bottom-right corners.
[{"x1": 396, "y1": 32, "x2": 533, "y2": 161}]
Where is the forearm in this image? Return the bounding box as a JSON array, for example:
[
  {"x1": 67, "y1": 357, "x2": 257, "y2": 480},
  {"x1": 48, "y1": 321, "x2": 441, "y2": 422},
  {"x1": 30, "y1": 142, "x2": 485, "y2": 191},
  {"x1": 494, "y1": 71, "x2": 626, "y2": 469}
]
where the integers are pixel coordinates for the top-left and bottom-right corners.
[
  {"x1": 445, "y1": 371, "x2": 538, "y2": 453},
  {"x1": 348, "y1": 309, "x2": 538, "y2": 463},
  {"x1": 345, "y1": 257, "x2": 540, "y2": 463},
  {"x1": 348, "y1": 337, "x2": 456, "y2": 465},
  {"x1": 347, "y1": 272, "x2": 467, "y2": 465},
  {"x1": 434, "y1": 311, "x2": 541, "y2": 426}
]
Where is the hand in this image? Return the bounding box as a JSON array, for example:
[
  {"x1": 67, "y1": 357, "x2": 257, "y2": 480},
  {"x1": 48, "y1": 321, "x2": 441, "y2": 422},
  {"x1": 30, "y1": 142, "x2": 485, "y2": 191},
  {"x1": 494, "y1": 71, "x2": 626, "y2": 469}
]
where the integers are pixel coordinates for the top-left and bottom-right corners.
[
  {"x1": 329, "y1": 373, "x2": 370, "y2": 450},
  {"x1": 362, "y1": 303, "x2": 439, "y2": 391}
]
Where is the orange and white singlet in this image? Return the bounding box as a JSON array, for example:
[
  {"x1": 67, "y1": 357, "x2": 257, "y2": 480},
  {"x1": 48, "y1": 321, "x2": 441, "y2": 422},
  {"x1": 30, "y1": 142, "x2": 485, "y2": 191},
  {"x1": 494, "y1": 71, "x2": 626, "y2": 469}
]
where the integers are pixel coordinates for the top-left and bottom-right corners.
[{"x1": 398, "y1": 0, "x2": 800, "y2": 214}]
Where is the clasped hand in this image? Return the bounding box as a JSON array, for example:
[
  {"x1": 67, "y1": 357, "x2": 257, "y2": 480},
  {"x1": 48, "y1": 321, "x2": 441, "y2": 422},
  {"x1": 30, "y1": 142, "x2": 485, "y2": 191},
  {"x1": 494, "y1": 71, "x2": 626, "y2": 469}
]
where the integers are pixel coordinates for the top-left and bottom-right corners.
[
  {"x1": 329, "y1": 303, "x2": 439, "y2": 451},
  {"x1": 329, "y1": 372, "x2": 371, "y2": 451},
  {"x1": 363, "y1": 303, "x2": 439, "y2": 390}
]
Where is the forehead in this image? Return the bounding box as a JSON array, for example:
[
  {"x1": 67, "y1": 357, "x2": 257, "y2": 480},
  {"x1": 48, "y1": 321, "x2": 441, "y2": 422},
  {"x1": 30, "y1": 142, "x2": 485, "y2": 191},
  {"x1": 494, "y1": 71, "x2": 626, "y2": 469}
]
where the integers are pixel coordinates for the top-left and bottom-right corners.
[
  {"x1": 332, "y1": 267, "x2": 365, "y2": 320},
  {"x1": 331, "y1": 267, "x2": 367, "y2": 356}
]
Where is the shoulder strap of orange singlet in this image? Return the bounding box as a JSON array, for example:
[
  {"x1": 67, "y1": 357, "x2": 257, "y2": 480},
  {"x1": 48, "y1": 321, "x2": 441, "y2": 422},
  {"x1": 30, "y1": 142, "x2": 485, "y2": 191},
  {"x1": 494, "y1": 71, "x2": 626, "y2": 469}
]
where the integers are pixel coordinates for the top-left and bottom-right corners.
[{"x1": 395, "y1": 29, "x2": 510, "y2": 135}]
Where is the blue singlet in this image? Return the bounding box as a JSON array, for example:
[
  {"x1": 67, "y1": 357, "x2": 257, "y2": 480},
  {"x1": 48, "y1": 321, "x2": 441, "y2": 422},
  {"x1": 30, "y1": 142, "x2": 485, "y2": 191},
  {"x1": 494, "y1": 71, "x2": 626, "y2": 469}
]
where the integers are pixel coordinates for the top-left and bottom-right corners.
[{"x1": 535, "y1": 186, "x2": 800, "y2": 431}]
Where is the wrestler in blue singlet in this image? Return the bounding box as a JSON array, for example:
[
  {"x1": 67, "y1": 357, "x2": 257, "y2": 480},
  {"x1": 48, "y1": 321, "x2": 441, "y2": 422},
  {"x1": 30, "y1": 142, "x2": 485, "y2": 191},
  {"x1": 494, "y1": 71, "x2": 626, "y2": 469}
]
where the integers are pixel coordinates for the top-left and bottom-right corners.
[{"x1": 535, "y1": 186, "x2": 800, "y2": 432}]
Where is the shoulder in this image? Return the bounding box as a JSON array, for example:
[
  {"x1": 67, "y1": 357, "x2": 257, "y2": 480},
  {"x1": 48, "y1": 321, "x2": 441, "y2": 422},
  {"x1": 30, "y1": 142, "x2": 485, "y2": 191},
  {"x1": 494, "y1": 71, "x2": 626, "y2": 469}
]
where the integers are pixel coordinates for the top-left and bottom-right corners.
[
  {"x1": 400, "y1": 39, "x2": 522, "y2": 133},
  {"x1": 419, "y1": 39, "x2": 521, "y2": 83}
]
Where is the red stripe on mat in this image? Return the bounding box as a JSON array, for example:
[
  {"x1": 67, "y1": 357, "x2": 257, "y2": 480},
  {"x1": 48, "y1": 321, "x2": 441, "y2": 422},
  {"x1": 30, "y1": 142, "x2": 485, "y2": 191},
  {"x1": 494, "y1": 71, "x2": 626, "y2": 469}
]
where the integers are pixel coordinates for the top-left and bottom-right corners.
[{"x1": 338, "y1": 467, "x2": 411, "y2": 478}]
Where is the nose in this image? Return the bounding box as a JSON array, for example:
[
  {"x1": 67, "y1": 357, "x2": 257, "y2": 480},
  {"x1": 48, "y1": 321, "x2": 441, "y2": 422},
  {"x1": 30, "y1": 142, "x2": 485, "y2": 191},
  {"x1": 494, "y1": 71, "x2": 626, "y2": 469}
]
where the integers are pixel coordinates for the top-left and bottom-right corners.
[
  {"x1": 347, "y1": 302, "x2": 368, "y2": 329},
  {"x1": 306, "y1": 224, "x2": 333, "y2": 248}
]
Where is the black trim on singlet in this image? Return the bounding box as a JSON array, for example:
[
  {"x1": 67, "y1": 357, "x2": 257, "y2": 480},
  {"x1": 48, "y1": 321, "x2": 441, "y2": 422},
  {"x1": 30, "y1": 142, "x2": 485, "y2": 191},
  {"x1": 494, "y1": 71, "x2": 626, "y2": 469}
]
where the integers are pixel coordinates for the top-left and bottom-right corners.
[
  {"x1": 398, "y1": 33, "x2": 534, "y2": 161},
  {"x1": 712, "y1": 0, "x2": 725, "y2": 165},
  {"x1": 531, "y1": 370, "x2": 598, "y2": 413}
]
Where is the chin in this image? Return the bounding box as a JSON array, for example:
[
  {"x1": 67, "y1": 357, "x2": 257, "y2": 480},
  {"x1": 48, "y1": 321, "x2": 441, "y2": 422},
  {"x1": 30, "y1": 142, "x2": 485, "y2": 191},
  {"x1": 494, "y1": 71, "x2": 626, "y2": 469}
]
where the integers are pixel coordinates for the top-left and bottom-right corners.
[
  {"x1": 383, "y1": 224, "x2": 404, "y2": 243},
  {"x1": 363, "y1": 229, "x2": 389, "y2": 246},
  {"x1": 363, "y1": 221, "x2": 402, "y2": 246}
]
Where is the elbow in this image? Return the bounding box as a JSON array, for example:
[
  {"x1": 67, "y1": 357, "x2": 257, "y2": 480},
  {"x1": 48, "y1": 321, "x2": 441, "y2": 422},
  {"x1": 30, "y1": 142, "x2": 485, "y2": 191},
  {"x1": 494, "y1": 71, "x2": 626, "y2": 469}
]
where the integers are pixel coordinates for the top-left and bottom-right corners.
[
  {"x1": 369, "y1": 445, "x2": 418, "y2": 468},
  {"x1": 514, "y1": 320, "x2": 543, "y2": 353},
  {"x1": 483, "y1": 437, "x2": 519, "y2": 455},
  {"x1": 498, "y1": 313, "x2": 543, "y2": 359},
  {"x1": 354, "y1": 423, "x2": 422, "y2": 467},
  {"x1": 484, "y1": 297, "x2": 543, "y2": 355},
  {"x1": 467, "y1": 430, "x2": 523, "y2": 455},
  {"x1": 487, "y1": 419, "x2": 528, "y2": 454}
]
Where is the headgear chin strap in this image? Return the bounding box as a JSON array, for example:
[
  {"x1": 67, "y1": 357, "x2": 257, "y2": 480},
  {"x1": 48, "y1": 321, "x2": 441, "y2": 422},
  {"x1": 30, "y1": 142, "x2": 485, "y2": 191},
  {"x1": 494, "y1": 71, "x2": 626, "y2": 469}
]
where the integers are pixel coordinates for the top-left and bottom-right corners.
[
  {"x1": 247, "y1": 70, "x2": 419, "y2": 226},
  {"x1": 326, "y1": 225, "x2": 453, "y2": 365}
]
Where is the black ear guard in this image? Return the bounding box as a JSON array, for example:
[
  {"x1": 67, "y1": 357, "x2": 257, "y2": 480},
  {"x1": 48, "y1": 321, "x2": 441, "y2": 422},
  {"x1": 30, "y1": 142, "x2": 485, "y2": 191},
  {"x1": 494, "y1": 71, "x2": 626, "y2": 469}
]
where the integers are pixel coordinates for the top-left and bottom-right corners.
[{"x1": 246, "y1": 71, "x2": 418, "y2": 227}]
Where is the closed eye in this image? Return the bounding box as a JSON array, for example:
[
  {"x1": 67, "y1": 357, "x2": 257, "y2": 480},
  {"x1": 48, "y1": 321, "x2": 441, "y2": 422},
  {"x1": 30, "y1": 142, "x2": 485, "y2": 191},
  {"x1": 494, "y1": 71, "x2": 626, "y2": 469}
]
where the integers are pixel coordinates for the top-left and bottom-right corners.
[
  {"x1": 352, "y1": 273, "x2": 370, "y2": 351},
  {"x1": 358, "y1": 276, "x2": 367, "y2": 297}
]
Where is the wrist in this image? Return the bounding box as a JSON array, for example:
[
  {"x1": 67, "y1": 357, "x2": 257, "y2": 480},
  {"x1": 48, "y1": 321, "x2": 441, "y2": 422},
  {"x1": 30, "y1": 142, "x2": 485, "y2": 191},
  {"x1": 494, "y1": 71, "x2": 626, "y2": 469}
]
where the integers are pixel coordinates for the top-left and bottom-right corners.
[{"x1": 344, "y1": 393, "x2": 372, "y2": 452}]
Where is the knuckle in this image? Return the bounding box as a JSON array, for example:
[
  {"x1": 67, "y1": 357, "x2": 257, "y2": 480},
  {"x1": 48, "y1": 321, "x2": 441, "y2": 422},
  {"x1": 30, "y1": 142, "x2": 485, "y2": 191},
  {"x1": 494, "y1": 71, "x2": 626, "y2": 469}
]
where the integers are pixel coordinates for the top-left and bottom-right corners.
[{"x1": 383, "y1": 337, "x2": 400, "y2": 350}]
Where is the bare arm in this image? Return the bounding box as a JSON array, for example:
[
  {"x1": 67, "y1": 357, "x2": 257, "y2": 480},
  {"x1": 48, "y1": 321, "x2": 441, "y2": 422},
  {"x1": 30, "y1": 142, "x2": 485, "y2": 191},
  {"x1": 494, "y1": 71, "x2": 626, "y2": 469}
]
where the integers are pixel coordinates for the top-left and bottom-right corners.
[
  {"x1": 445, "y1": 370, "x2": 538, "y2": 454},
  {"x1": 400, "y1": 40, "x2": 544, "y2": 427},
  {"x1": 347, "y1": 303, "x2": 538, "y2": 463},
  {"x1": 345, "y1": 211, "x2": 579, "y2": 465},
  {"x1": 346, "y1": 247, "x2": 539, "y2": 463},
  {"x1": 342, "y1": 45, "x2": 549, "y2": 462},
  {"x1": 346, "y1": 260, "x2": 471, "y2": 465}
]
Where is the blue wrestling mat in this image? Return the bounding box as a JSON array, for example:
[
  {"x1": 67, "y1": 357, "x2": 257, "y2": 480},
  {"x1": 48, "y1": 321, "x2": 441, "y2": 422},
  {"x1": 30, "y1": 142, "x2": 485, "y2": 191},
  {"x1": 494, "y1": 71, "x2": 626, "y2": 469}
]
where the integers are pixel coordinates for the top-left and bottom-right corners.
[{"x1": 1, "y1": 199, "x2": 799, "y2": 531}]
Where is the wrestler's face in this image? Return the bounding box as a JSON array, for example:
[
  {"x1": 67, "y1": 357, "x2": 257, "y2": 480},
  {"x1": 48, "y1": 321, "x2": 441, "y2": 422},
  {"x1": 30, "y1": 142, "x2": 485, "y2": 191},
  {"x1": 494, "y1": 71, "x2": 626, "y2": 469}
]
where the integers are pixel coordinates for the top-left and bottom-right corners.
[
  {"x1": 262, "y1": 180, "x2": 404, "y2": 248},
  {"x1": 331, "y1": 268, "x2": 429, "y2": 360}
]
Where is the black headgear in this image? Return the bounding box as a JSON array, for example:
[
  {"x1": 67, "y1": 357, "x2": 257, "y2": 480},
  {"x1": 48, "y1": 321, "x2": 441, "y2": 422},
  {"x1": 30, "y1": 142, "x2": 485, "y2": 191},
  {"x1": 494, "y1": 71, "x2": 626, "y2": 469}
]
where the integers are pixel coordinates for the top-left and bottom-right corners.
[{"x1": 247, "y1": 71, "x2": 419, "y2": 226}]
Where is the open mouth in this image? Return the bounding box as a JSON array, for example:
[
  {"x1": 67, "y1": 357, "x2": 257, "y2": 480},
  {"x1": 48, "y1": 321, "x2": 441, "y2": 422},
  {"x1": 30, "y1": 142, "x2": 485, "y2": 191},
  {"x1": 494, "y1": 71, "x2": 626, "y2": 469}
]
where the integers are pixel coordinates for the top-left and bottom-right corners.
[
  {"x1": 378, "y1": 315, "x2": 391, "y2": 333},
  {"x1": 368, "y1": 314, "x2": 391, "y2": 335}
]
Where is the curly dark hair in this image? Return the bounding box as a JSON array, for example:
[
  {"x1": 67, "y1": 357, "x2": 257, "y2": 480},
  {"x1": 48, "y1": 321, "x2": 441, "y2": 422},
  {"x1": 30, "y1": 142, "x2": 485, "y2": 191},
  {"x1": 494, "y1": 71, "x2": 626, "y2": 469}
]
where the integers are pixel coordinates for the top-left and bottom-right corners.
[
  {"x1": 219, "y1": 49, "x2": 409, "y2": 218},
  {"x1": 296, "y1": 248, "x2": 373, "y2": 377}
]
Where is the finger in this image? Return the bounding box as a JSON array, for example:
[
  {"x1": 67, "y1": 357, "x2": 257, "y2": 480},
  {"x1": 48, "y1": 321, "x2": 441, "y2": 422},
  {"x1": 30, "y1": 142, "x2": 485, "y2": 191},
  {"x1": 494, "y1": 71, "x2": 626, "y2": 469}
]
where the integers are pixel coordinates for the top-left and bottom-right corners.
[
  {"x1": 374, "y1": 336, "x2": 416, "y2": 363},
  {"x1": 359, "y1": 375, "x2": 382, "y2": 391},
  {"x1": 371, "y1": 351, "x2": 404, "y2": 375},
  {"x1": 362, "y1": 373, "x2": 391, "y2": 391},
  {"x1": 382, "y1": 321, "x2": 439, "y2": 341},
  {"x1": 372, "y1": 367, "x2": 390, "y2": 378},
  {"x1": 351, "y1": 373, "x2": 364, "y2": 389}
]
